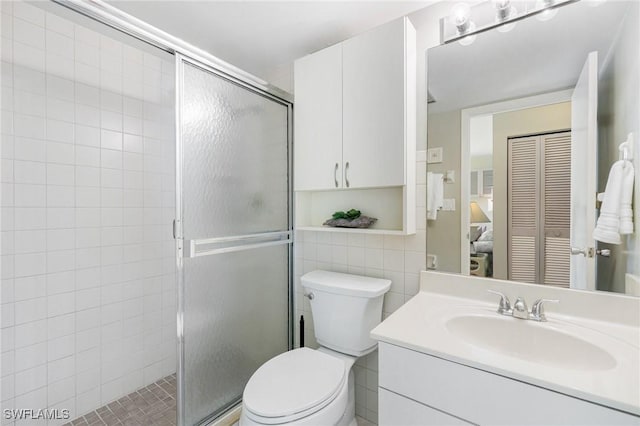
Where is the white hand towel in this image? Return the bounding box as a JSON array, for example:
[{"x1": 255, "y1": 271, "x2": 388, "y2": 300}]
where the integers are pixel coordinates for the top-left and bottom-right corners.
[
  {"x1": 427, "y1": 172, "x2": 444, "y2": 221},
  {"x1": 593, "y1": 160, "x2": 624, "y2": 244},
  {"x1": 619, "y1": 161, "x2": 634, "y2": 235}
]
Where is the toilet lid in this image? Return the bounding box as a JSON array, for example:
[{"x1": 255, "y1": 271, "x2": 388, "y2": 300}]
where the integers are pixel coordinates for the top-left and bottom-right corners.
[{"x1": 243, "y1": 347, "x2": 346, "y2": 420}]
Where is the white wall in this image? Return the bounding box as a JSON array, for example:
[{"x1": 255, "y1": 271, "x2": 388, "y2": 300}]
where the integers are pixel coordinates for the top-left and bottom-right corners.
[{"x1": 0, "y1": 1, "x2": 176, "y2": 422}]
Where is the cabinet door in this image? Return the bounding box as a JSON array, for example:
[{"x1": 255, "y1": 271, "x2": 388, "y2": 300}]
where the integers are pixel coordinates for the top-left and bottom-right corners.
[
  {"x1": 294, "y1": 43, "x2": 343, "y2": 191},
  {"x1": 342, "y1": 18, "x2": 410, "y2": 189},
  {"x1": 379, "y1": 388, "x2": 471, "y2": 426}
]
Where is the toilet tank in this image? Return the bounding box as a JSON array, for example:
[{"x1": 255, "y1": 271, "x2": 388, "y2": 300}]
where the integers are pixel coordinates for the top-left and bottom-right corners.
[{"x1": 301, "y1": 270, "x2": 391, "y2": 356}]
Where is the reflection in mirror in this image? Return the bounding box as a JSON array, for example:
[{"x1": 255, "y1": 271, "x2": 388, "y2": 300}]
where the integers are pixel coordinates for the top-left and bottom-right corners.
[{"x1": 426, "y1": 0, "x2": 639, "y2": 295}]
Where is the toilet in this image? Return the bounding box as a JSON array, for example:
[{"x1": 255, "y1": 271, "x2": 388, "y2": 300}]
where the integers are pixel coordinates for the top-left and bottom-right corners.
[{"x1": 240, "y1": 270, "x2": 391, "y2": 426}]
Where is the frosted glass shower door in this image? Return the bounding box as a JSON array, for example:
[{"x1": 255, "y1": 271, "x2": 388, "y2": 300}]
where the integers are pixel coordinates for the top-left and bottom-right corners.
[{"x1": 176, "y1": 56, "x2": 292, "y2": 426}]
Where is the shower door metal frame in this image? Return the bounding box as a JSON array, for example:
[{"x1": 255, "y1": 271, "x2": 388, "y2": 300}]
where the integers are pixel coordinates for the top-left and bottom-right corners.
[{"x1": 175, "y1": 54, "x2": 294, "y2": 426}]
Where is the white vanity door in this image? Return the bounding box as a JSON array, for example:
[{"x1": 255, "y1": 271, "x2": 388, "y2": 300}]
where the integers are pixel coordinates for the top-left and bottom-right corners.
[{"x1": 570, "y1": 51, "x2": 598, "y2": 291}]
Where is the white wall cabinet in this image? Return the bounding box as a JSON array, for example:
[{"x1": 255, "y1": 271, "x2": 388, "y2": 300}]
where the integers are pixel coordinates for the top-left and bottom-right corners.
[
  {"x1": 293, "y1": 43, "x2": 343, "y2": 191},
  {"x1": 378, "y1": 342, "x2": 639, "y2": 425},
  {"x1": 295, "y1": 17, "x2": 415, "y2": 191},
  {"x1": 342, "y1": 17, "x2": 414, "y2": 189},
  {"x1": 293, "y1": 17, "x2": 416, "y2": 234}
]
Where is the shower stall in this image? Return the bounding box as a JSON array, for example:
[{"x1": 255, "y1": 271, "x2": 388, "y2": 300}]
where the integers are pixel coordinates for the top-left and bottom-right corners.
[{"x1": 0, "y1": 1, "x2": 293, "y2": 425}]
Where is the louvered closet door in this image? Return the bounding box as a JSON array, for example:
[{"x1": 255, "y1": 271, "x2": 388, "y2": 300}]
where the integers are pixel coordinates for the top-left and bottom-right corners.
[
  {"x1": 508, "y1": 135, "x2": 539, "y2": 283},
  {"x1": 542, "y1": 132, "x2": 571, "y2": 287},
  {"x1": 508, "y1": 131, "x2": 571, "y2": 286}
]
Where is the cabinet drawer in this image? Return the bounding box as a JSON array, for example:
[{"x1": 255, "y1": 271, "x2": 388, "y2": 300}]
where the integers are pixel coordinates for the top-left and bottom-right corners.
[
  {"x1": 379, "y1": 388, "x2": 471, "y2": 426},
  {"x1": 379, "y1": 342, "x2": 638, "y2": 425}
]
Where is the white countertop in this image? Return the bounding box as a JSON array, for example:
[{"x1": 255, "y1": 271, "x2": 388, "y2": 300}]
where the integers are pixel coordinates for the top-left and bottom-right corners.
[{"x1": 371, "y1": 273, "x2": 640, "y2": 416}]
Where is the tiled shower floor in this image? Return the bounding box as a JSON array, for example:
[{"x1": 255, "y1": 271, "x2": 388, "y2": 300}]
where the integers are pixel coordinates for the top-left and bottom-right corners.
[
  {"x1": 65, "y1": 374, "x2": 377, "y2": 426},
  {"x1": 65, "y1": 375, "x2": 177, "y2": 426}
]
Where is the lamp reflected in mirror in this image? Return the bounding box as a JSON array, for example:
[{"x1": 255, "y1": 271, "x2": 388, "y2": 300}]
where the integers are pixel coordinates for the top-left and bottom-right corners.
[{"x1": 470, "y1": 201, "x2": 491, "y2": 224}]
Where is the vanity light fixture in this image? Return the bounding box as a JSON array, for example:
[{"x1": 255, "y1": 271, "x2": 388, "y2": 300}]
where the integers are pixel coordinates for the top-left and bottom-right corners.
[{"x1": 440, "y1": 0, "x2": 576, "y2": 45}]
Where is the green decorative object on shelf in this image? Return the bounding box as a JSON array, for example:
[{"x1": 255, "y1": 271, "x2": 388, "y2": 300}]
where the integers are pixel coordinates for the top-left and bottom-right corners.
[
  {"x1": 324, "y1": 208, "x2": 377, "y2": 229},
  {"x1": 332, "y1": 209, "x2": 361, "y2": 220}
]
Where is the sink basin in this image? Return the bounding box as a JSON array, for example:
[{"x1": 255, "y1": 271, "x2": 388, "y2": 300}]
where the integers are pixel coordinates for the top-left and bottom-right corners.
[{"x1": 445, "y1": 314, "x2": 617, "y2": 371}]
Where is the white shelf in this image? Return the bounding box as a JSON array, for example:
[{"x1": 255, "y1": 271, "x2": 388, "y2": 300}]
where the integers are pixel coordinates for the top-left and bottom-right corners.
[
  {"x1": 295, "y1": 186, "x2": 414, "y2": 236},
  {"x1": 296, "y1": 226, "x2": 408, "y2": 235}
]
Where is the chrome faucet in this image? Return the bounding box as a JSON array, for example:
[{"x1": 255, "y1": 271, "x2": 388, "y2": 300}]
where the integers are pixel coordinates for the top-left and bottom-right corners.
[
  {"x1": 487, "y1": 291, "x2": 559, "y2": 322},
  {"x1": 512, "y1": 297, "x2": 529, "y2": 319}
]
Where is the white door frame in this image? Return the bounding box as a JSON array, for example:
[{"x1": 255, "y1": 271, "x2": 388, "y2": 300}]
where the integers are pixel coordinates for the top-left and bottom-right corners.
[{"x1": 459, "y1": 90, "x2": 574, "y2": 274}]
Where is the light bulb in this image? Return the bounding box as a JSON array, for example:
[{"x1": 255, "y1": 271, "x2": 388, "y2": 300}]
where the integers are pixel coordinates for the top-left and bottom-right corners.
[
  {"x1": 493, "y1": 0, "x2": 517, "y2": 23},
  {"x1": 492, "y1": 0, "x2": 510, "y2": 15},
  {"x1": 493, "y1": 0, "x2": 517, "y2": 32},
  {"x1": 450, "y1": 2, "x2": 472, "y2": 34}
]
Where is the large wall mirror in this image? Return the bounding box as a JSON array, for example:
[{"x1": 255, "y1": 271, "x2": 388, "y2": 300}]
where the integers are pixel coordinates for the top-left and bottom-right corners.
[{"x1": 426, "y1": 0, "x2": 639, "y2": 295}]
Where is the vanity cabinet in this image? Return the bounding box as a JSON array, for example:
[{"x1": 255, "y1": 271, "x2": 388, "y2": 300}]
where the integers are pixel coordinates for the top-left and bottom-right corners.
[
  {"x1": 378, "y1": 342, "x2": 638, "y2": 425},
  {"x1": 293, "y1": 17, "x2": 416, "y2": 234}
]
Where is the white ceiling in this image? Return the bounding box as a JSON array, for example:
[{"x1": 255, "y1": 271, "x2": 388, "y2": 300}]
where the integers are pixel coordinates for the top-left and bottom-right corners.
[{"x1": 105, "y1": 1, "x2": 436, "y2": 87}]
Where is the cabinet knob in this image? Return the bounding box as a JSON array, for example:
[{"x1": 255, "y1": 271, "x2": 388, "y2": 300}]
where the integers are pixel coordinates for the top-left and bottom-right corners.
[
  {"x1": 345, "y1": 161, "x2": 350, "y2": 188},
  {"x1": 334, "y1": 163, "x2": 339, "y2": 188}
]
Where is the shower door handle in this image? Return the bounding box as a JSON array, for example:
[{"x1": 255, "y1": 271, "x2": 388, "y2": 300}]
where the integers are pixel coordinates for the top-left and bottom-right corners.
[
  {"x1": 334, "y1": 163, "x2": 339, "y2": 188},
  {"x1": 184, "y1": 231, "x2": 292, "y2": 258}
]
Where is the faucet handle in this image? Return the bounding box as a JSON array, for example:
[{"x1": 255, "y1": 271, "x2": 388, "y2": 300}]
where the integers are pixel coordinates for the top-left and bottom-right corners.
[
  {"x1": 530, "y1": 298, "x2": 559, "y2": 322},
  {"x1": 487, "y1": 290, "x2": 512, "y2": 315}
]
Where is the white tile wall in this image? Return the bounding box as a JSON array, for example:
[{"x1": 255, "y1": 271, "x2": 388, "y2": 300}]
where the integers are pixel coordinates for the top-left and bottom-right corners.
[
  {"x1": 293, "y1": 152, "x2": 427, "y2": 424},
  {"x1": 0, "y1": 2, "x2": 176, "y2": 424}
]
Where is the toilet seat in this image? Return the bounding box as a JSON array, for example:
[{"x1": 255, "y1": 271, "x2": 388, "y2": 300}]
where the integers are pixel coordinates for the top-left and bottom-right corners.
[{"x1": 243, "y1": 348, "x2": 346, "y2": 424}]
